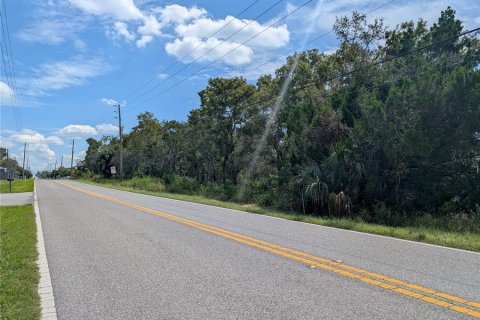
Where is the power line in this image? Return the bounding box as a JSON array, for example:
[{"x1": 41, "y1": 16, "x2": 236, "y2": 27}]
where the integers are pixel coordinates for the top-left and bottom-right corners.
[
  {"x1": 250, "y1": 0, "x2": 397, "y2": 76},
  {"x1": 331, "y1": 54, "x2": 478, "y2": 102},
  {"x1": 122, "y1": 0, "x2": 263, "y2": 103},
  {"x1": 0, "y1": 1, "x2": 23, "y2": 134},
  {"x1": 222, "y1": 26, "x2": 480, "y2": 113},
  {"x1": 1, "y1": 0, "x2": 21, "y2": 109},
  {"x1": 324, "y1": 27, "x2": 480, "y2": 82},
  {"x1": 125, "y1": 0, "x2": 285, "y2": 107},
  {"x1": 90, "y1": 0, "x2": 269, "y2": 131},
  {"x1": 0, "y1": 38, "x2": 21, "y2": 133},
  {"x1": 91, "y1": 0, "x2": 396, "y2": 131},
  {"x1": 96, "y1": 0, "x2": 395, "y2": 129},
  {"x1": 126, "y1": 0, "x2": 395, "y2": 114},
  {"x1": 127, "y1": 0, "x2": 313, "y2": 114}
]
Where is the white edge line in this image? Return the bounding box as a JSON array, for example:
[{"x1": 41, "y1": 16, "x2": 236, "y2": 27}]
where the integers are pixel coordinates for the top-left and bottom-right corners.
[
  {"x1": 34, "y1": 183, "x2": 58, "y2": 319},
  {"x1": 73, "y1": 181, "x2": 479, "y2": 256}
]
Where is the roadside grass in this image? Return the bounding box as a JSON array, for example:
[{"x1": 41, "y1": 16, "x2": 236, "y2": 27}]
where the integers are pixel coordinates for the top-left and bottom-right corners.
[
  {"x1": 78, "y1": 179, "x2": 480, "y2": 252},
  {"x1": 0, "y1": 205, "x2": 40, "y2": 320},
  {"x1": 0, "y1": 179, "x2": 34, "y2": 193}
]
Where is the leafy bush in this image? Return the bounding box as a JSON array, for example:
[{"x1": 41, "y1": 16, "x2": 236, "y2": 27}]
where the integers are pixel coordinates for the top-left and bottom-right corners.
[
  {"x1": 164, "y1": 175, "x2": 199, "y2": 195},
  {"x1": 121, "y1": 176, "x2": 165, "y2": 192},
  {"x1": 240, "y1": 176, "x2": 279, "y2": 207},
  {"x1": 372, "y1": 202, "x2": 405, "y2": 227},
  {"x1": 199, "y1": 182, "x2": 236, "y2": 201}
]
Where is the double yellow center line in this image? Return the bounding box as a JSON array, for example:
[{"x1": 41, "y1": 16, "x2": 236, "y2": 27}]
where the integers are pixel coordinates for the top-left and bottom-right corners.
[{"x1": 58, "y1": 181, "x2": 480, "y2": 318}]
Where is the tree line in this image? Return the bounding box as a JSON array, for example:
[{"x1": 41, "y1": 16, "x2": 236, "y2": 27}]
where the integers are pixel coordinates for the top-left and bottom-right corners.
[
  {"x1": 0, "y1": 147, "x2": 32, "y2": 179},
  {"x1": 80, "y1": 8, "x2": 480, "y2": 230}
]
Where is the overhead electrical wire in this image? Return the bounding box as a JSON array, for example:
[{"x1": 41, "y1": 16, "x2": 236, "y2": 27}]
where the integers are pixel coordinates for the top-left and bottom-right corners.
[
  {"x1": 0, "y1": 37, "x2": 21, "y2": 133},
  {"x1": 213, "y1": 26, "x2": 480, "y2": 113},
  {"x1": 97, "y1": 0, "x2": 390, "y2": 126},
  {"x1": 91, "y1": 0, "x2": 270, "y2": 129},
  {"x1": 125, "y1": 0, "x2": 285, "y2": 107},
  {"x1": 323, "y1": 54, "x2": 479, "y2": 105},
  {"x1": 126, "y1": 0, "x2": 314, "y2": 114},
  {"x1": 251, "y1": 0, "x2": 397, "y2": 75},
  {"x1": 0, "y1": 1, "x2": 23, "y2": 135},
  {"x1": 125, "y1": 0, "x2": 396, "y2": 114},
  {"x1": 150, "y1": 51, "x2": 479, "y2": 121},
  {"x1": 1, "y1": 1, "x2": 22, "y2": 131},
  {"x1": 92, "y1": 1, "x2": 478, "y2": 135},
  {"x1": 122, "y1": 0, "x2": 263, "y2": 103}
]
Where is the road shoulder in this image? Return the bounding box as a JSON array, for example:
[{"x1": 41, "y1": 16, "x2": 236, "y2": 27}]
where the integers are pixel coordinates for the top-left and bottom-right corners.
[{"x1": 34, "y1": 184, "x2": 58, "y2": 320}]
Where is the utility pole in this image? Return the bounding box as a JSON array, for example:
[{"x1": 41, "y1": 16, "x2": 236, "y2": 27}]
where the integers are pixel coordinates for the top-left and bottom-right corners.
[
  {"x1": 6, "y1": 149, "x2": 11, "y2": 191},
  {"x1": 60, "y1": 155, "x2": 63, "y2": 168},
  {"x1": 70, "y1": 139, "x2": 75, "y2": 176},
  {"x1": 54, "y1": 159, "x2": 57, "y2": 179},
  {"x1": 22, "y1": 142, "x2": 26, "y2": 179},
  {"x1": 26, "y1": 149, "x2": 30, "y2": 174},
  {"x1": 116, "y1": 104, "x2": 123, "y2": 181}
]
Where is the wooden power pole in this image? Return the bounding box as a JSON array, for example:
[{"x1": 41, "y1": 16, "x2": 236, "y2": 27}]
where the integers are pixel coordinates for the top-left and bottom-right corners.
[
  {"x1": 117, "y1": 104, "x2": 123, "y2": 181},
  {"x1": 22, "y1": 142, "x2": 26, "y2": 179},
  {"x1": 70, "y1": 139, "x2": 75, "y2": 176}
]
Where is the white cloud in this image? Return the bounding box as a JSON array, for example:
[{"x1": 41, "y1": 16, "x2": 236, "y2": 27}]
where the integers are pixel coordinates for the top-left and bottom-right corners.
[
  {"x1": 74, "y1": 39, "x2": 87, "y2": 50},
  {"x1": 28, "y1": 143, "x2": 56, "y2": 160},
  {"x1": 226, "y1": 55, "x2": 286, "y2": 80},
  {"x1": 96, "y1": 123, "x2": 119, "y2": 133},
  {"x1": 109, "y1": 21, "x2": 135, "y2": 41},
  {"x1": 18, "y1": 18, "x2": 85, "y2": 45},
  {"x1": 132, "y1": 5, "x2": 208, "y2": 47},
  {"x1": 67, "y1": 0, "x2": 143, "y2": 20},
  {"x1": 188, "y1": 73, "x2": 211, "y2": 81},
  {"x1": 153, "y1": 4, "x2": 206, "y2": 25},
  {"x1": 101, "y1": 97, "x2": 119, "y2": 105},
  {"x1": 0, "y1": 135, "x2": 15, "y2": 148},
  {"x1": 56, "y1": 124, "x2": 97, "y2": 136},
  {"x1": 157, "y1": 73, "x2": 168, "y2": 80},
  {"x1": 0, "y1": 128, "x2": 64, "y2": 173},
  {"x1": 163, "y1": 12, "x2": 289, "y2": 66},
  {"x1": 22, "y1": 57, "x2": 110, "y2": 96},
  {"x1": 61, "y1": 150, "x2": 86, "y2": 167},
  {"x1": 9, "y1": 129, "x2": 63, "y2": 146},
  {"x1": 175, "y1": 16, "x2": 289, "y2": 49},
  {"x1": 165, "y1": 37, "x2": 254, "y2": 66},
  {"x1": 138, "y1": 14, "x2": 163, "y2": 38},
  {"x1": 68, "y1": 0, "x2": 164, "y2": 48},
  {"x1": 0, "y1": 128, "x2": 16, "y2": 135},
  {"x1": 17, "y1": 3, "x2": 89, "y2": 47},
  {"x1": 378, "y1": 1, "x2": 479, "y2": 30},
  {"x1": 0, "y1": 81, "x2": 14, "y2": 105},
  {"x1": 67, "y1": 0, "x2": 290, "y2": 62},
  {"x1": 286, "y1": 0, "x2": 480, "y2": 41},
  {"x1": 136, "y1": 35, "x2": 154, "y2": 47},
  {"x1": 77, "y1": 150, "x2": 86, "y2": 160}
]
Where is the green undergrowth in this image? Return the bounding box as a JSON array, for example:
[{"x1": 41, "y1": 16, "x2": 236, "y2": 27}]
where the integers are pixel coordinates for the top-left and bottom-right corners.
[
  {"x1": 0, "y1": 179, "x2": 34, "y2": 193},
  {"x1": 0, "y1": 205, "x2": 40, "y2": 319},
  {"x1": 78, "y1": 178, "x2": 480, "y2": 252}
]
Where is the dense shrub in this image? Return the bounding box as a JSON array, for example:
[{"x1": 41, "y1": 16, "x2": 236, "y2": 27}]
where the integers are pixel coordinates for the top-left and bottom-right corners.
[{"x1": 163, "y1": 175, "x2": 199, "y2": 195}]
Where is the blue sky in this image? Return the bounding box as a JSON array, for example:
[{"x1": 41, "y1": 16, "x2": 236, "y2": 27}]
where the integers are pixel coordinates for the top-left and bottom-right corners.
[{"x1": 1, "y1": 0, "x2": 479, "y2": 173}]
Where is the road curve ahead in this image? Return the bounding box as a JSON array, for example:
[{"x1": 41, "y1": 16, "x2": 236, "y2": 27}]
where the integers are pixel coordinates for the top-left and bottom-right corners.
[{"x1": 36, "y1": 180, "x2": 480, "y2": 320}]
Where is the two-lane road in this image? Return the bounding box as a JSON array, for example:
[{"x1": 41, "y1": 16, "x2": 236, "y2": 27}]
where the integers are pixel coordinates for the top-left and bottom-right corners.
[{"x1": 36, "y1": 180, "x2": 480, "y2": 319}]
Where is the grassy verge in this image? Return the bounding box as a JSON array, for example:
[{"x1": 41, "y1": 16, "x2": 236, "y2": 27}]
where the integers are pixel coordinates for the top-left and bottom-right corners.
[
  {"x1": 0, "y1": 205, "x2": 40, "y2": 320},
  {"x1": 0, "y1": 179, "x2": 34, "y2": 193},
  {"x1": 78, "y1": 179, "x2": 480, "y2": 252}
]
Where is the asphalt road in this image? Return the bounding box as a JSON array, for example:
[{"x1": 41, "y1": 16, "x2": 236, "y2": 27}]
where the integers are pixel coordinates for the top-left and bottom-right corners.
[
  {"x1": 36, "y1": 180, "x2": 480, "y2": 319},
  {"x1": 0, "y1": 191, "x2": 33, "y2": 205}
]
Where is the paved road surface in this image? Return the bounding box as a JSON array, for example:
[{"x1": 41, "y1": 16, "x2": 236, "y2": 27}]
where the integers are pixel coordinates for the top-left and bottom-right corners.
[
  {"x1": 36, "y1": 180, "x2": 480, "y2": 319},
  {"x1": 0, "y1": 191, "x2": 33, "y2": 205}
]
